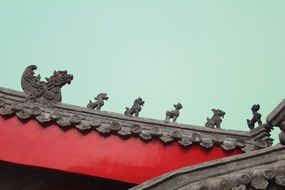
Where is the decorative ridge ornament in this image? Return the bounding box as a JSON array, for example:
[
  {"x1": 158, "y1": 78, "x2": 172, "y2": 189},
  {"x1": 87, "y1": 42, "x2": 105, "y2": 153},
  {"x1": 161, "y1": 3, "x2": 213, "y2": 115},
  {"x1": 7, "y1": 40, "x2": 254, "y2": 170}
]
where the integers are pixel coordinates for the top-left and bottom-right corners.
[
  {"x1": 87, "y1": 93, "x2": 109, "y2": 110},
  {"x1": 164, "y1": 103, "x2": 183, "y2": 123},
  {"x1": 205, "y1": 109, "x2": 225, "y2": 129},
  {"x1": 266, "y1": 99, "x2": 285, "y2": 145},
  {"x1": 247, "y1": 104, "x2": 262, "y2": 130},
  {"x1": 124, "y1": 97, "x2": 144, "y2": 117},
  {"x1": 21, "y1": 65, "x2": 73, "y2": 106}
]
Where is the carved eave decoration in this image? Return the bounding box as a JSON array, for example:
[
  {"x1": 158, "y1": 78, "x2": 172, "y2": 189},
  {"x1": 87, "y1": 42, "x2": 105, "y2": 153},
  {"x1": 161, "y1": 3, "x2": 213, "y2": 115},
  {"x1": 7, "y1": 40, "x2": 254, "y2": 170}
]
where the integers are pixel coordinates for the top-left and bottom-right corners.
[
  {"x1": 266, "y1": 99, "x2": 285, "y2": 145},
  {"x1": 130, "y1": 145, "x2": 285, "y2": 190},
  {"x1": 0, "y1": 87, "x2": 272, "y2": 152}
]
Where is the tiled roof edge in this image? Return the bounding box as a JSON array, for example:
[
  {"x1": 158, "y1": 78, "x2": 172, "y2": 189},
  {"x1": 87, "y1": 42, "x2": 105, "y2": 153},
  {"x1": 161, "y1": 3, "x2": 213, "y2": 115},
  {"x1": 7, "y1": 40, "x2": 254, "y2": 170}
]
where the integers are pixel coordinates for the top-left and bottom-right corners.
[
  {"x1": 0, "y1": 86, "x2": 272, "y2": 152},
  {"x1": 130, "y1": 144, "x2": 285, "y2": 190}
]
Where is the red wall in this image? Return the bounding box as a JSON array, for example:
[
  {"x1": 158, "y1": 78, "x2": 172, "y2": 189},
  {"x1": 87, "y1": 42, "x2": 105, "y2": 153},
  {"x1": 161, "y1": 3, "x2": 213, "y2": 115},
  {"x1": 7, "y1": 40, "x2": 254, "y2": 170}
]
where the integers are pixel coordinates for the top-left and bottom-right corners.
[{"x1": 0, "y1": 117, "x2": 242, "y2": 184}]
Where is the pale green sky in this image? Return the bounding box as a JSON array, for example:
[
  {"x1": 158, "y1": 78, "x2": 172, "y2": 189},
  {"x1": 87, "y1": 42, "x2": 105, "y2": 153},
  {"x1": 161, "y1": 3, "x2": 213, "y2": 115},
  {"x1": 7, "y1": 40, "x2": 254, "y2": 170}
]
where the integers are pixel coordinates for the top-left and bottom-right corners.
[{"x1": 0, "y1": 1, "x2": 284, "y2": 142}]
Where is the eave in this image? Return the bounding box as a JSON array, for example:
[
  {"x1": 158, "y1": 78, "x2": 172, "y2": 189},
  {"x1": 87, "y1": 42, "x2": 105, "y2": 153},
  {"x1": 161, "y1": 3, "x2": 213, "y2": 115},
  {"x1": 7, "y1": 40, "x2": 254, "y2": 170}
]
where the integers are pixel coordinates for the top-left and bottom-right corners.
[
  {"x1": 0, "y1": 87, "x2": 272, "y2": 152},
  {"x1": 130, "y1": 144, "x2": 285, "y2": 190}
]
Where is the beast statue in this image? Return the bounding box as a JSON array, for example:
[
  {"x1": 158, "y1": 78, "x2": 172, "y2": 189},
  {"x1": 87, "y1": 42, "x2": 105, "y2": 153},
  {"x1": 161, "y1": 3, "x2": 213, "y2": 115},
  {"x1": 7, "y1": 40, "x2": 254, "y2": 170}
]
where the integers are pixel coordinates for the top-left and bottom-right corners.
[
  {"x1": 87, "y1": 93, "x2": 109, "y2": 110},
  {"x1": 164, "y1": 103, "x2": 183, "y2": 123},
  {"x1": 246, "y1": 104, "x2": 262, "y2": 130},
  {"x1": 124, "y1": 97, "x2": 144, "y2": 117},
  {"x1": 21, "y1": 65, "x2": 73, "y2": 106},
  {"x1": 205, "y1": 109, "x2": 225, "y2": 129}
]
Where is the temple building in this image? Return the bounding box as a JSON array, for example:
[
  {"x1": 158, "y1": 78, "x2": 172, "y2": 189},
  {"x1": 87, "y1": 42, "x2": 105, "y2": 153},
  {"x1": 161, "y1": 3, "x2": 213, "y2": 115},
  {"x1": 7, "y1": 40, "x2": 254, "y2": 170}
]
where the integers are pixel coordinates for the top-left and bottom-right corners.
[{"x1": 0, "y1": 65, "x2": 284, "y2": 190}]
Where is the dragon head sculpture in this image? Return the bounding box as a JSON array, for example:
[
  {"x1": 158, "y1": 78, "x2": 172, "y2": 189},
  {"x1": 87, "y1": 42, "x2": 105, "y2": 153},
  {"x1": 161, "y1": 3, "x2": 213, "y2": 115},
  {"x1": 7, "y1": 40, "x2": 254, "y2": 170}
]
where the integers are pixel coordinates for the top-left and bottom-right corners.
[
  {"x1": 46, "y1": 70, "x2": 73, "y2": 87},
  {"x1": 21, "y1": 65, "x2": 73, "y2": 106}
]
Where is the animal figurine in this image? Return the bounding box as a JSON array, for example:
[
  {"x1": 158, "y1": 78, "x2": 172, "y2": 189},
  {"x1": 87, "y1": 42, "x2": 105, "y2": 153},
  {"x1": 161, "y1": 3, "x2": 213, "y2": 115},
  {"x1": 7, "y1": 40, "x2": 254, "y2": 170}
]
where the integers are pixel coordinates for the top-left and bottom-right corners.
[
  {"x1": 21, "y1": 65, "x2": 73, "y2": 106},
  {"x1": 164, "y1": 103, "x2": 183, "y2": 123},
  {"x1": 124, "y1": 97, "x2": 144, "y2": 117},
  {"x1": 205, "y1": 109, "x2": 225, "y2": 129},
  {"x1": 246, "y1": 104, "x2": 262, "y2": 130},
  {"x1": 87, "y1": 93, "x2": 109, "y2": 110}
]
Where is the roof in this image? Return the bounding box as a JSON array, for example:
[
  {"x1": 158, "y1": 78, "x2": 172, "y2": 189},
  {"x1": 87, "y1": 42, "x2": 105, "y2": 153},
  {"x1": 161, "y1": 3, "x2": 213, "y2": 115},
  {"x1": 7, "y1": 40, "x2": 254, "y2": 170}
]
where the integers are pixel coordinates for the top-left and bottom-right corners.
[
  {"x1": 1, "y1": 65, "x2": 283, "y2": 186},
  {"x1": 129, "y1": 98, "x2": 285, "y2": 189},
  {"x1": 0, "y1": 86, "x2": 272, "y2": 152},
  {"x1": 130, "y1": 144, "x2": 285, "y2": 190}
]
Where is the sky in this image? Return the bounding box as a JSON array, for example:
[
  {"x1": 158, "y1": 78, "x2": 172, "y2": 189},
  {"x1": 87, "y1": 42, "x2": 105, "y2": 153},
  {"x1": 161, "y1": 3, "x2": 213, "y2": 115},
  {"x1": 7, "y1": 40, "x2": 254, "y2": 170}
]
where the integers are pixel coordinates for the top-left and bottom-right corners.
[{"x1": 0, "y1": 1, "x2": 284, "y2": 142}]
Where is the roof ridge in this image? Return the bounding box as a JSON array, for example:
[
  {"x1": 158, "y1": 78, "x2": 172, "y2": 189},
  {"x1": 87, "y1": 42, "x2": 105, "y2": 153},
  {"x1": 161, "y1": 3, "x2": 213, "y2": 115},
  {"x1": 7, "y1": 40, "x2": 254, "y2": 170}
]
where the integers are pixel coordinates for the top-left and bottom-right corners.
[{"x1": 0, "y1": 86, "x2": 272, "y2": 152}]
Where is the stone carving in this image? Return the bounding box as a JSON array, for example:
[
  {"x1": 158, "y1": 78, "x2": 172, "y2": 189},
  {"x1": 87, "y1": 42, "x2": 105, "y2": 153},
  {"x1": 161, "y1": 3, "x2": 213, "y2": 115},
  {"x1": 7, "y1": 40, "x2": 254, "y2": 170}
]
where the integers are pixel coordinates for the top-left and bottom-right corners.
[
  {"x1": 21, "y1": 65, "x2": 73, "y2": 106},
  {"x1": 247, "y1": 104, "x2": 262, "y2": 130},
  {"x1": 205, "y1": 109, "x2": 225, "y2": 129},
  {"x1": 87, "y1": 93, "x2": 108, "y2": 110},
  {"x1": 124, "y1": 97, "x2": 144, "y2": 117},
  {"x1": 164, "y1": 103, "x2": 182, "y2": 123},
  {"x1": 266, "y1": 99, "x2": 285, "y2": 145}
]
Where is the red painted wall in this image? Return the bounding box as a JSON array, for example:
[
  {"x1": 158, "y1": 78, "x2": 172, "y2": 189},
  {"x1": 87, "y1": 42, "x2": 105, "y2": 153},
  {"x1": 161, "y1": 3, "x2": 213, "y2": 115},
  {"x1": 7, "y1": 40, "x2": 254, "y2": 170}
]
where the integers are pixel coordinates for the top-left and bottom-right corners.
[{"x1": 0, "y1": 117, "x2": 242, "y2": 184}]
